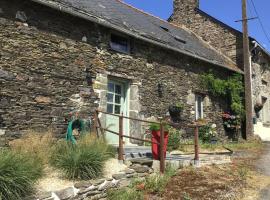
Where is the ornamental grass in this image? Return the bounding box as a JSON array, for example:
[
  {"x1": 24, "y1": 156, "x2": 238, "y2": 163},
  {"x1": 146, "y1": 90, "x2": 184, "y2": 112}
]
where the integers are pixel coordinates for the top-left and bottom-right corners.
[{"x1": 0, "y1": 150, "x2": 43, "y2": 200}]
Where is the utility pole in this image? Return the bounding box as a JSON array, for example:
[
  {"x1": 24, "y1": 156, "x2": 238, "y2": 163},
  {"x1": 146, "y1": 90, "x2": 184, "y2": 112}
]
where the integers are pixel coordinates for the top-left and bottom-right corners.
[{"x1": 242, "y1": 0, "x2": 254, "y2": 138}]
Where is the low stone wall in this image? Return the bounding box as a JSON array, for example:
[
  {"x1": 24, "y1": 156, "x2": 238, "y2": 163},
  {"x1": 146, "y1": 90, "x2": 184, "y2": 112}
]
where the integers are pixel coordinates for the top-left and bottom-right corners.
[
  {"x1": 34, "y1": 153, "x2": 232, "y2": 200},
  {"x1": 36, "y1": 162, "x2": 153, "y2": 200}
]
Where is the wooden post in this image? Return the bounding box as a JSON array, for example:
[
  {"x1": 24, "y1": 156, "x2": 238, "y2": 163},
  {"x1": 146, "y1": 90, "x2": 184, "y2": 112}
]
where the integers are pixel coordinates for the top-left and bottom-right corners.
[
  {"x1": 242, "y1": 0, "x2": 253, "y2": 138},
  {"x1": 94, "y1": 110, "x2": 99, "y2": 138},
  {"x1": 118, "y1": 112, "x2": 124, "y2": 161},
  {"x1": 160, "y1": 122, "x2": 165, "y2": 174},
  {"x1": 194, "y1": 125, "x2": 200, "y2": 166}
]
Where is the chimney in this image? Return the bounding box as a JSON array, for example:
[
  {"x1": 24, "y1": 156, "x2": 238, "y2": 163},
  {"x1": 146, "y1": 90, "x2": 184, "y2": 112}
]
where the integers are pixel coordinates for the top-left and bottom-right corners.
[{"x1": 169, "y1": 0, "x2": 199, "y2": 24}]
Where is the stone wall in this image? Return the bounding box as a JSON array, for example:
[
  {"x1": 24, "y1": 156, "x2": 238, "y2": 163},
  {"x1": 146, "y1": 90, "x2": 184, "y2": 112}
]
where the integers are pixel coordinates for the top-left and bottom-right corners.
[
  {"x1": 0, "y1": 0, "x2": 233, "y2": 143},
  {"x1": 169, "y1": 0, "x2": 243, "y2": 67}
]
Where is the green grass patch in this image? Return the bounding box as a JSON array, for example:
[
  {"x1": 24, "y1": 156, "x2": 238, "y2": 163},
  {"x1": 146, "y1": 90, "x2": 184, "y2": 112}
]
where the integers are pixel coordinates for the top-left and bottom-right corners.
[
  {"x1": 107, "y1": 188, "x2": 144, "y2": 200},
  {"x1": 0, "y1": 150, "x2": 43, "y2": 200}
]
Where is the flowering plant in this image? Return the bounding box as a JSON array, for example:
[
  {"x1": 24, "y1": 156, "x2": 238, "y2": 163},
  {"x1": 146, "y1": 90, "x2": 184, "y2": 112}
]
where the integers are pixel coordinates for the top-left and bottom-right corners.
[
  {"x1": 199, "y1": 123, "x2": 217, "y2": 143},
  {"x1": 222, "y1": 112, "x2": 241, "y2": 129}
]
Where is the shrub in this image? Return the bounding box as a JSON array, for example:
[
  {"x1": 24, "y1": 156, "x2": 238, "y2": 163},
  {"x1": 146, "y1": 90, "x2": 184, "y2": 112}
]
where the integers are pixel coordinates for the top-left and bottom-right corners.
[
  {"x1": 0, "y1": 150, "x2": 43, "y2": 200},
  {"x1": 167, "y1": 128, "x2": 182, "y2": 152},
  {"x1": 199, "y1": 124, "x2": 217, "y2": 143},
  {"x1": 107, "y1": 188, "x2": 143, "y2": 200},
  {"x1": 50, "y1": 137, "x2": 113, "y2": 180}
]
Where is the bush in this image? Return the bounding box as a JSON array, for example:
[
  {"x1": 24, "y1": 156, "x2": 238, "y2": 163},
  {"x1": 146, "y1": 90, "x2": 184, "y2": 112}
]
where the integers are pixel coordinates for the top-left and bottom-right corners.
[
  {"x1": 0, "y1": 150, "x2": 43, "y2": 200},
  {"x1": 50, "y1": 137, "x2": 114, "y2": 180},
  {"x1": 167, "y1": 128, "x2": 182, "y2": 152},
  {"x1": 199, "y1": 124, "x2": 217, "y2": 143},
  {"x1": 107, "y1": 188, "x2": 143, "y2": 200}
]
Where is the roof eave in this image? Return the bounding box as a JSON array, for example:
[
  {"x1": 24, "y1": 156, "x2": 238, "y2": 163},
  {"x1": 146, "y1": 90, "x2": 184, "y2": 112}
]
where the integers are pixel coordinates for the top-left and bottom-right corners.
[{"x1": 31, "y1": 0, "x2": 243, "y2": 74}]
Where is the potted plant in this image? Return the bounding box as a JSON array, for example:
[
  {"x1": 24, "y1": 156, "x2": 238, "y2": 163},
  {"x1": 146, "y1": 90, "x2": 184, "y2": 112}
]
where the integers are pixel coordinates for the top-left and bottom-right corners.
[
  {"x1": 254, "y1": 103, "x2": 264, "y2": 118},
  {"x1": 149, "y1": 123, "x2": 170, "y2": 160},
  {"x1": 168, "y1": 102, "x2": 184, "y2": 122},
  {"x1": 222, "y1": 112, "x2": 241, "y2": 141}
]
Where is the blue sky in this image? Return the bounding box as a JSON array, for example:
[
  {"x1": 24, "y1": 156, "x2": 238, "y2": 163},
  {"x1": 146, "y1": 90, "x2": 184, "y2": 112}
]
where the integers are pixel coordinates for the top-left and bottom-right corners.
[{"x1": 123, "y1": 0, "x2": 270, "y2": 52}]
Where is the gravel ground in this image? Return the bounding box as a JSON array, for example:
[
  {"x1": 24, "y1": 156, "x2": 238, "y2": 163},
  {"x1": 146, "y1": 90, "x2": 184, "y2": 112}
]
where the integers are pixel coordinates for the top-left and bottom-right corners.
[{"x1": 256, "y1": 143, "x2": 270, "y2": 200}]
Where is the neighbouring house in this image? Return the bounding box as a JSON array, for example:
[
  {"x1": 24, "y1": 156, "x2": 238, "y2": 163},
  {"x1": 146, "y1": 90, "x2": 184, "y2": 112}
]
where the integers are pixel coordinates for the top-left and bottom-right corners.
[
  {"x1": 0, "y1": 0, "x2": 243, "y2": 146},
  {"x1": 169, "y1": 0, "x2": 270, "y2": 140}
]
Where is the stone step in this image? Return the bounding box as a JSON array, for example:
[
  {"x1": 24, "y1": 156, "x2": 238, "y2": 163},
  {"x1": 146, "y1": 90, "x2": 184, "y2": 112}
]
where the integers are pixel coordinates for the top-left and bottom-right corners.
[
  {"x1": 129, "y1": 158, "x2": 153, "y2": 167},
  {"x1": 123, "y1": 146, "x2": 152, "y2": 153}
]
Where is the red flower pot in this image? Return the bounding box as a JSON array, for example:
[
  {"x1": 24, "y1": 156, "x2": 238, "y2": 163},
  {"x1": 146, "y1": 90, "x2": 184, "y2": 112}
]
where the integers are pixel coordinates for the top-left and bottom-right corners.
[{"x1": 151, "y1": 130, "x2": 169, "y2": 160}]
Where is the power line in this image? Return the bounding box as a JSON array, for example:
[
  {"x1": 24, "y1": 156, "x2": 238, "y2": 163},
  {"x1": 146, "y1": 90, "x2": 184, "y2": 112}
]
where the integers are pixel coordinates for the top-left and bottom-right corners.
[
  {"x1": 249, "y1": 0, "x2": 270, "y2": 45},
  {"x1": 246, "y1": 0, "x2": 255, "y2": 18}
]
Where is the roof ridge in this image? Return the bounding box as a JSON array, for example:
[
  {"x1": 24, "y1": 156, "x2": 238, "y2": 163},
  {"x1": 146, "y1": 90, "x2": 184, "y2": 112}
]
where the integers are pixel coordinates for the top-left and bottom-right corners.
[{"x1": 116, "y1": 0, "x2": 236, "y2": 68}]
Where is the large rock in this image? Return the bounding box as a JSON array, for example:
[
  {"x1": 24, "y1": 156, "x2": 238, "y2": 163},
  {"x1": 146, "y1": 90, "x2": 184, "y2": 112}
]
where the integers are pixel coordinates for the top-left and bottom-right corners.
[
  {"x1": 0, "y1": 69, "x2": 15, "y2": 80},
  {"x1": 54, "y1": 187, "x2": 75, "y2": 200},
  {"x1": 129, "y1": 164, "x2": 150, "y2": 173},
  {"x1": 129, "y1": 158, "x2": 153, "y2": 167},
  {"x1": 118, "y1": 179, "x2": 131, "y2": 188},
  {"x1": 78, "y1": 185, "x2": 97, "y2": 195},
  {"x1": 74, "y1": 181, "x2": 92, "y2": 189},
  {"x1": 112, "y1": 173, "x2": 126, "y2": 180}
]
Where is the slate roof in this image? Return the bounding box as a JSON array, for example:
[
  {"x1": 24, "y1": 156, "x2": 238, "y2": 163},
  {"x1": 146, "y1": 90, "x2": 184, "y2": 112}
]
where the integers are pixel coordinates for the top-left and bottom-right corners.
[{"x1": 32, "y1": 0, "x2": 242, "y2": 73}]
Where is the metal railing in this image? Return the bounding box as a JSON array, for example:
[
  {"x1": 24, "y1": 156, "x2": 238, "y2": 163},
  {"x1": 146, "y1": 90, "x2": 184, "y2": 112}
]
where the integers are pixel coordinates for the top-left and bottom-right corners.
[{"x1": 93, "y1": 109, "x2": 202, "y2": 173}]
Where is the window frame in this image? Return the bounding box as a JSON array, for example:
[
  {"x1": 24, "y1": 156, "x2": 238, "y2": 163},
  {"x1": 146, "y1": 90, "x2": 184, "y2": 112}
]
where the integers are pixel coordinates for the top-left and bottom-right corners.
[
  {"x1": 195, "y1": 94, "x2": 204, "y2": 120},
  {"x1": 109, "y1": 32, "x2": 130, "y2": 54},
  {"x1": 106, "y1": 81, "x2": 125, "y2": 115}
]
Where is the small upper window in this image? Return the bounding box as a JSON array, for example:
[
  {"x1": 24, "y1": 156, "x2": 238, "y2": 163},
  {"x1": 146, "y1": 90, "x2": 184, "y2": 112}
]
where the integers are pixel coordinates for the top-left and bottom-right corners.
[{"x1": 110, "y1": 34, "x2": 129, "y2": 53}]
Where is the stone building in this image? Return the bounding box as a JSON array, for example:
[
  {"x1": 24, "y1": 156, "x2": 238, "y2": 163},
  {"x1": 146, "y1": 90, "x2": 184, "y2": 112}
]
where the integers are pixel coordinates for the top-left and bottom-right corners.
[
  {"x1": 0, "y1": 0, "x2": 243, "y2": 145},
  {"x1": 169, "y1": 0, "x2": 270, "y2": 140}
]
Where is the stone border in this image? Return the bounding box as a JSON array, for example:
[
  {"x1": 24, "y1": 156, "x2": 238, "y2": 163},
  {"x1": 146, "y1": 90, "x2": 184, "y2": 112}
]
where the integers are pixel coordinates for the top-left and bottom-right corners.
[{"x1": 36, "y1": 163, "x2": 153, "y2": 200}]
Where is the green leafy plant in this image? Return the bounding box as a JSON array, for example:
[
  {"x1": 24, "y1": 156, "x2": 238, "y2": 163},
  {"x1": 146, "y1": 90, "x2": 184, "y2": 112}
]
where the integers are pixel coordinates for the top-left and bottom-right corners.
[
  {"x1": 50, "y1": 138, "x2": 113, "y2": 180},
  {"x1": 175, "y1": 102, "x2": 184, "y2": 110},
  {"x1": 199, "y1": 124, "x2": 217, "y2": 143},
  {"x1": 149, "y1": 123, "x2": 170, "y2": 131},
  {"x1": 167, "y1": 127, "x2": 182, "y2": 151},
  {"x1": 0, "y1": 150, "x2": 43, "y2": 200},
  {"x1": 201, "y1": 72, "x2": 244, "y2": 117}
]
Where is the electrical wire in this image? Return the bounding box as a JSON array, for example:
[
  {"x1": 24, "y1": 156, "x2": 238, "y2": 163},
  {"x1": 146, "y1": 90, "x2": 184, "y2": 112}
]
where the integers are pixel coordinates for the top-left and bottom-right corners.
[{"x1": 249, "y1": 0, "x2": 270, "y2": 45}]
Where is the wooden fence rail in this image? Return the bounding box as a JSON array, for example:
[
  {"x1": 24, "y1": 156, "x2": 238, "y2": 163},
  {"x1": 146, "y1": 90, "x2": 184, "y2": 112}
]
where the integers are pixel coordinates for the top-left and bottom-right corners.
[{"x1": 94, "y1": 109, "x2": 202, "y2": 173}]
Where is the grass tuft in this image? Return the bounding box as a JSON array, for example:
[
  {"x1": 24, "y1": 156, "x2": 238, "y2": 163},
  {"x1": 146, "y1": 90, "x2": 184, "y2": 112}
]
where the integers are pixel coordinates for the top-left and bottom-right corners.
[
  {"x1": 0, "y1": 150, "x2": 43, "y2": 200},
  {"x1": 50, "y1": 136, "x2": 114, "y2": 180}
]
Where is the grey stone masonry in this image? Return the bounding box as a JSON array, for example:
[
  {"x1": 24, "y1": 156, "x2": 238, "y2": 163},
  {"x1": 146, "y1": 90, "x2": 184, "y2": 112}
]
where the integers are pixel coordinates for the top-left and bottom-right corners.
[
  {"x1": 169, "y1": 0, "x2": 244, "y2": 67},
  {"x1": 0, "y1": 0, "x2": 237, "y2": 143}
]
